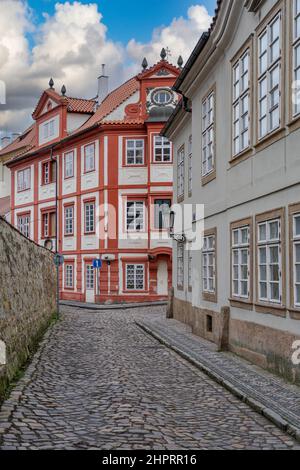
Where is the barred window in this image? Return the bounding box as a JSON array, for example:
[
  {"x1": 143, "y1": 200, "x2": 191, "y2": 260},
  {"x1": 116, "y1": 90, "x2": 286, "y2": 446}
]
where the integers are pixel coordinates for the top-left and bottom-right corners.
[
  {"x1": 293, "y1": 0, "x2": 300, "y2": 116},
  {"x1": 177, "y1": 146, "x2": 185, "y2": 198},
  {"x1": 188, "y1": 244, "x2": 193, "y2": 290},
  {"x1": 177, "y1": 243, "x2": 184, "y2": 288},
  {"x1": 126, "y1": 264, "x2": 145, "y2": 290},
  {"x1": 188, "y1": 135, "x2": 192, "y2": 194}
]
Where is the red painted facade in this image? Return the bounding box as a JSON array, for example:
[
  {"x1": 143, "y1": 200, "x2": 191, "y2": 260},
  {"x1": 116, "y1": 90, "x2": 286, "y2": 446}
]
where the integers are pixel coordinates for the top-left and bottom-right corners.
[{"x1": 7, "y1": 59, "x2": 180, "y2": 304}]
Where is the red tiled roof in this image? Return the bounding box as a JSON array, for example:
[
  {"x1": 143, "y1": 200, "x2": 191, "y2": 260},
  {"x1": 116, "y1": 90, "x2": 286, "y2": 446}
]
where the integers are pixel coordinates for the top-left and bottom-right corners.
[
  {"x1": 0, "y1": 196, "x2": 11, "y2": 216},
  {"x1": 0, "y1": 125, "x2": 35, "y2": 157},
  {"x1": 77, "y1": 77, "x2": 140, "y2": 132},
  {"x1": 66, "y1": 97, "x2": 96, "y2": 114}
]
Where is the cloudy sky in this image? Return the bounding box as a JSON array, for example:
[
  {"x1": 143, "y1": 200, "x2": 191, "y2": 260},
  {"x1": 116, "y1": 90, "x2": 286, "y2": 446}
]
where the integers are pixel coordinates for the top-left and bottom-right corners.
[{"x1": 0, "y1": 0, "x2": 215, "y2": 136}]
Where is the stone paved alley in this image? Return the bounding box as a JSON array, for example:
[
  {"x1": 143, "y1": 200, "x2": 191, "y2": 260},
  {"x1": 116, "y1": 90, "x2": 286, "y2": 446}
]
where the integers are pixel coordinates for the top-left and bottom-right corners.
[{"x1": 0, "y1": 305, "x2": 299, "y2": 450}]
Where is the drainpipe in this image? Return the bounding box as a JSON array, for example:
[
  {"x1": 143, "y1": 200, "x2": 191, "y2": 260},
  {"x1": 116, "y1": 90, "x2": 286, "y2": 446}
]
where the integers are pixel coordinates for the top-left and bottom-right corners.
[{"x1": 51, "y1": 147, "x2": 60, "y2": 316}]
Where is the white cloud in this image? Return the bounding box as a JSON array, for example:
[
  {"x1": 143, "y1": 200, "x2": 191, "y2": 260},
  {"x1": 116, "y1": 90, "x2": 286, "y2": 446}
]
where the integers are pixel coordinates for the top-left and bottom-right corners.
[{"x1": 0, "y1": 1, "x2": 212, "y2": 134}]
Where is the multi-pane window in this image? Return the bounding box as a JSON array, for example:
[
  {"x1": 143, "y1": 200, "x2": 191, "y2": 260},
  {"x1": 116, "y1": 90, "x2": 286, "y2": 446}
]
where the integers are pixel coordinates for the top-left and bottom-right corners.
[
  {"x1": 188, "y1": 244, "x2": 193, "y2": 290},
  {"x1": 65, "y1": 264, "x2": 74, "y2": 289},
  {"x1": 126, "y1": 139, "x2": 144, "y2": 165},
  {"x1": 17, "y1": 214, "x2": 30, "y2": 238},
  {"x1": 42, "y1": 211, "x2": 56, "y2": 238},
  {"x1": 257, "y1": 218, "x2": 282, "y2": 304},
  {"x1": 42, "y1": 160, "x2": 56, "y2": 185},
  {"x1": 202, "y1": 234, "x2": 216, "y2": 293},
  {"x1": 258, "y1": 13, "x2": 282, "y2": 139},
  {"x1": 65, "y1": 206, "x2": 74, "y2": 235},
  {"x1": 17, "y1": 168, "x2": 31, "y2": 192},
  {"x1": 84, "y1": 144, "x2": 95, "y2": 172},
  {"x1": 232, "y1": 226, "x2": 250, "y2": 299},
  {"x1": 232, "y1": 50, "x2": 250, "y2": 156},
  {"x1": 293, "y1": 213, "x2": 300, "y2": 307},
  {"x1": 126, "y1": 201, "x2": 145, "y2": 232},
  {"x1": 293, "y1": 0, "x2": 300, "y2": 117},
  {"x1": 188, "y1": 135, "x2": 192, "y2": 194},
  {"x1": 177, "y1": 243, "x2": 184, "y2": 288},
  {"x1": 177, "y1": 146, "x2": 185, "y2": 198},
  {"x1": 154, "y1": 136, "x2": 172, "y2": 162},
  {"x1": 65, "y1": 152, "x2": 74, "y2": 178},
  {"x1": 84, "y1": 202, "x2": 95, "y2": 234},
  {"x1": 126, "y1": 264, "x2": 145, "y2": 290},
  {"x1": 86, "y1": 265, "x2": 94, "y2": 290},
  {"x1": 154, "y1": 199, "x2": 171, "y2": 230},
  {"x1": 202, "y1": 92, "x2": 215, "y2": 177},
  {"x1": 43, "y1": 120, "x2": 54, "y2": 139}
]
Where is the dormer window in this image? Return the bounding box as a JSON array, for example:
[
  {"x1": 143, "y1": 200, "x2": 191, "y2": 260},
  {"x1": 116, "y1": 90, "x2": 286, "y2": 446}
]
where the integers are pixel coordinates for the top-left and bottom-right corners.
[
  {"x1": 152, "y1": 89, "x2": 173, "y2": 105},
  {"x1": 44, "y1": 120, "x2": 55, "y2": 139}
]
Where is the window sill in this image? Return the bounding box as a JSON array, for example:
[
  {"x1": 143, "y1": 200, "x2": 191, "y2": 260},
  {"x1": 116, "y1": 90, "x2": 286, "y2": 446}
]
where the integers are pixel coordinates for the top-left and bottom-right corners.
[
  {"x1": 64, "y1": 233, "x2": 74, "y2": 238},
  {"x1": 177, "y1": 195, "x2": 185, "y2": 204},
  {"x1": 229, "y1": 148, "x2": 253, "y2": 167},
  {"x1": 17, "y1": 188, "x2": 31, "y2": 194},
  {"x1": 177, "y1": 285, "x2": 184, "y2": 291},
  {"x1": 64, "y1": 175, "x2": 74, "y2": 181},
  {"x1": 288, "y1": 308, "x2": 300, "y2": 320},
  {"x1": 287, "y1": 115, "x2": 300, "y2": 133},
  {"x1": 255, "y1": 302, "x2": 286, "y2": 317},
  {"x1": 254, "y1": 127, "x2": 285, "y2": 153},
  {"x1": 229, "y1": 297, "x2": 253, "y2": 310},
  {"x1": 202, "y1": 291, "x2": 217, "y2": 303},
  {"x1": 202, "y1": 169, "x2": 216, "y2": 186},
  {"x1": 152, "y1": 161, "x2": 173, "y2": 165},
  {"x1": 84, "y1": 232, "x2": 96, "y2": 236},
  {"x1": 123, "y1": 164, "x2": 146, "y2": 168},
  {"x1": 83, "y1": 169, "x2": 96, "y2": 175}
]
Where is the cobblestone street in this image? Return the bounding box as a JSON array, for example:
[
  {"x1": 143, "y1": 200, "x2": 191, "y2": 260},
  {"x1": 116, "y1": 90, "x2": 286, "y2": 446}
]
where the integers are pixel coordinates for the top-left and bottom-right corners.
[{"x1": 0, "y1": 305, "x2": 298, "y2": 450}]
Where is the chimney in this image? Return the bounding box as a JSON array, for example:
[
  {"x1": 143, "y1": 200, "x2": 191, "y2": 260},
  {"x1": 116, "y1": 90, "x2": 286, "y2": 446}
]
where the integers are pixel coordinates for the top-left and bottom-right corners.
[
  {"x1": 97, "y1": 64, "x2": 109, "y2": 106},
  {"x1": 1, "y1": 136, "x2": 10, "y2": 149}
]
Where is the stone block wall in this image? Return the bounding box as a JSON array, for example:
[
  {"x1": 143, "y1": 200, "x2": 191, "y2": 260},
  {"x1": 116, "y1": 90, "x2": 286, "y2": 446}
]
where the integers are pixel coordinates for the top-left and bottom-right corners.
[{"x1": 0, "y1": 217, "x2": 57, "y2": 399}]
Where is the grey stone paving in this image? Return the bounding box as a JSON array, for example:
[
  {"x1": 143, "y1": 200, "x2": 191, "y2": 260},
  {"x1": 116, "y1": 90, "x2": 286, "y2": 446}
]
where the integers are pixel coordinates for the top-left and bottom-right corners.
[
  {"x1": 0, "y1": 305, "x2": 299, "y2": 450},
  {"x1": 137, "y1": 316, "x2": 300, "y2": 440}
]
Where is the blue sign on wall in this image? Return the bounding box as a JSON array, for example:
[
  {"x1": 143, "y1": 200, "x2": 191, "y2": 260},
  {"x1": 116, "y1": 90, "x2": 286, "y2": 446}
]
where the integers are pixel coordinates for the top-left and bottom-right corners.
[{"x1": 92, "y1": 259, "x2": 102, "y2": 269}]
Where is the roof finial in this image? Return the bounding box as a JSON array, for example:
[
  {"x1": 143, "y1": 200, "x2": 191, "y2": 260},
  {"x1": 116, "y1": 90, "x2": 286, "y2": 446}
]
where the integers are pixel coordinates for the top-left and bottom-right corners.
[
  {"x1": 49, "y1": 78, "x2": 54, "y2": 89},
  {"x1": 142, "y1": 57, "x2": 148, "y2": 70},
  {"x1": 177, "y1": 56, "x2": 183, "y2": 69},
  {"x1": 160, "y1": 48, "x2": 167, "y2": 61},
  {"x1": 61, "y1": 85, "x2": 66, "y2": 96}
]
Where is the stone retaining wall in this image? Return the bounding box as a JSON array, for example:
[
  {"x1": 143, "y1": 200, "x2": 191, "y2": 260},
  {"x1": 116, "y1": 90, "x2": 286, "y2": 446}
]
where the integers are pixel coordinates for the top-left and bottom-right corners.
[{"x1": 0, "y1": 217, "x2": 57, "y2": 399}]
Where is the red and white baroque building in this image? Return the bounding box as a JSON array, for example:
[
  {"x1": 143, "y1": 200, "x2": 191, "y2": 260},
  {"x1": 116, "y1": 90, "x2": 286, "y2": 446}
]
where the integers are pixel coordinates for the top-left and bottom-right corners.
[{"x1": 6, "y1": 56, "x2": 181, "y2": 303}]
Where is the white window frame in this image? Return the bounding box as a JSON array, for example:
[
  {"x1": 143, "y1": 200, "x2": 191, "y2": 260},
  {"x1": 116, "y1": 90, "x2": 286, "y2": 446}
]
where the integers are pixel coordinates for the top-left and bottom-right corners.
[
  {"x1": 17, "y1": 168, "x2": 31, "y2": 192},
  {"x1": 65, "y1": 264, "x2": 74, "y2": 289},
  {"x1": 188, "y1": 244, "x2": 193, "y2": 290},
  {"x1": 293, "y1": 0, "x2": 300, "y2": 117},
  {"x1": 126, "y1": 201, "x2": 145, "y2": 232},
  {"x1": 202, "y1": 91, "x2": 215, "y2": 177},
  {"x1": 232, "y1": 49, "x2": 250, "y2": 156},
  {"x1": 257, "y1": 218, "x2": 282, "y2": 304},
  {"x1": 177, "y1": 146, "x2": 185, "y2": 199},
  {"x1": 65, "y1": 151, "x2": 74, "y2": 179},
  {"x1": 188, "y1": 135, "x2": 192, "y2": 194},
  {"x1": 125, "y1": 264, "x2": 145, "y2": 291},
  {"x1": 65, "y1": 206, "x2": 74, "y2": 236},
  {"x1": 86, "y1": 265, "x2": 94, "y2": 290},
  {"x1": 258, "y1": 13, "x2": 282, "y2": 139},
  {"x1": 293, "y1": 213, "x2": 300, "y2": 308},
  {"x1": 17, "y1": 214, "x2": 30, "y2": 238},
  {"x1": 153, "y1": 135, "x2": 172, "y2": 162},
  {"x1": 202, "y1": 235, "x2": 216, "y2": 294},
  {"x1": 126, "y1": 139, "x2": 144, "y2": 165},
  {"x1": 84, "y1": 202, "x2": 95, "y2": 234},
  {"x1": 232, "y1": 226, "x2": 250, "y2": 299},
  {"x1": 84, "y1": 144, "x2": 95, "y2": 173},
  {"x1": 177, "y1": 243, "x2": 184, "y2": 288}
]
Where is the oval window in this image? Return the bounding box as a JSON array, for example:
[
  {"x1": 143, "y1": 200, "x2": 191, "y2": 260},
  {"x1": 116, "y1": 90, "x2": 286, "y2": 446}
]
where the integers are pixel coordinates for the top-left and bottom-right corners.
[{"x1": 153, "y1": 89, "x2": 172, "y2": 105}]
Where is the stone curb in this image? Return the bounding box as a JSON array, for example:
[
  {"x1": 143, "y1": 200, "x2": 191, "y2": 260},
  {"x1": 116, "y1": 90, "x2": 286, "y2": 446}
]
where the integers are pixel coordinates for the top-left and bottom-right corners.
[
  {"x1": 136, "y1": 321, "x2": 300, "y2": 444},
  {"x1": 60, "y1": 301, "x2": 167, "y2": 311}
]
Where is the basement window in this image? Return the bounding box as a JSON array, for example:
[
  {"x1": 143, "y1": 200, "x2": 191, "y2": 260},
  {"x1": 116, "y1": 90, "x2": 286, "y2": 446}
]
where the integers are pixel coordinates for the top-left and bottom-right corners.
[{"x1": 206, "y1": 315, "x2": 213, "y2": 333}]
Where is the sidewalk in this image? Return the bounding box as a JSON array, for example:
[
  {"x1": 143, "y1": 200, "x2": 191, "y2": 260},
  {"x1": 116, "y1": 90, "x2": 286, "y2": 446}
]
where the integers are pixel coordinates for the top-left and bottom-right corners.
[
  {"x1": 60, "y1": 300, "x2": 167, "y2": 311},
  {"x1": 136, "y1": 316, "x2": 300, "y2": 442}
]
